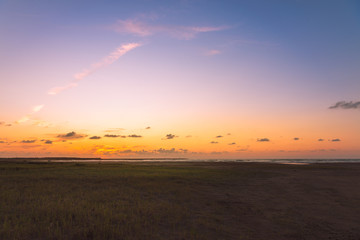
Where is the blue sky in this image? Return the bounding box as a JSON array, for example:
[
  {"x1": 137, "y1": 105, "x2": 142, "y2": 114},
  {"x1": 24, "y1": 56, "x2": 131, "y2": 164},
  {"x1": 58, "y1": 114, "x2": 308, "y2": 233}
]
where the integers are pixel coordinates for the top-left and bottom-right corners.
[{"x1": 0, "y1": 0, "x2": 359, "y2": 158}]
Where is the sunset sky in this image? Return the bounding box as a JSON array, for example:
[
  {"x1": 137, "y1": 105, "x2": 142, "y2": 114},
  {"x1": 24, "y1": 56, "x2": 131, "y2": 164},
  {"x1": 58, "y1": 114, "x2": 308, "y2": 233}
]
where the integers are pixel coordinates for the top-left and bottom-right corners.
[{"x1": 1, "y1": 0, "x2": 359, "y2": 158}]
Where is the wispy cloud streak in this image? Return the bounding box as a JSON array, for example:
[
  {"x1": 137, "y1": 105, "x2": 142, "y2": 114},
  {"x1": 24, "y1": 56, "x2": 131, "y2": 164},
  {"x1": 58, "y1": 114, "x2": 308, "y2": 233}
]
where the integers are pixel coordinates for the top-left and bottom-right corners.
[
  {"x1": 16, "y1": 104, "x2": 45, "y2": 124},
  {"x1": 17, "y1": 43, "x2": 140, "y2": 126},
  {"x1": 48, "y1": 83, "x2": 78, "y2": 96},
  {"x1": 48, "y1": 43, "x2": 141, "y2": 95},
  {"x1": 32, "y1": 105, "x2": 44, "y2": 113},
  {"x1": 112, "y1": 19, "x2": 228, "y2": 40},
  {"x1": 204, "y1": 49, "x2": 221, "y2": 56}
]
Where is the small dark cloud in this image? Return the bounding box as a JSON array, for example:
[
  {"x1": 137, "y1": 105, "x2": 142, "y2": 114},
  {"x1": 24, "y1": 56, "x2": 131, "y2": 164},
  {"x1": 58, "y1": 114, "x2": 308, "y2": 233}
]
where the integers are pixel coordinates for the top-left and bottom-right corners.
[
  {"x1": 104, "y1": 134, "x2": 125, "y2": 138},
  {"x1": 63, "y1": 132, "x2": 76, "y2": 137},
  {"x1": 257, "y1": 138, "x2": 270, "y2": 142},
  {"x1": 236, "y1": 145, "x2": 249, "y2": 152},
  {"x1": 156, "y1": 148, "x2": 176, "y2": 154},
  {"x1": 227, "y1": 133, "x2": 231, "y2": 136},
  {"x1": 89, "y1": 136, "x2": 101, "y2": 140},
  {"x1": 44, "y1": 140, "x2": 53, "y2": 144},
  {"x1": 210, "y1": 141, "x2": 218, "y2": 144},
  {"x1": 228, "y1": 142, "x2": 236, "y2": 145},
  {"x1": 145, "y1": 126, "x2": 151, "y2": 130},
  {"x1": 117, "y1": 149, "x2": 149, "y2": 155},
  {"x1": 0, "y1": 122, "x2": 11, "y2": 127},
  {"x1": 329, "y1": 101, "x2": 360, "y2": 109},
  {"x1": 215, "y1": 135, "x2": 223, "y2": 138},
  {"x1": 310, "y1": 149, "x2": 337, "y2": 152},
  {"x1": 0, "y1": 140, "x2": 5, "y2": 143},
  {"x1": 185, "y1": 135, "x2": 192, "y2": 138},
  {"x1": 128, "y1": 134, "x2": 142, "y2": 138},
  {"x1": 318, "y1": 138, "x2": 324, "y2": 142},
  {"x1": 236, "y1": 148, "x2": 248, "y2": 152},
  {"x1": 21, "y1": 140, "x2": 36, "y2": 143},
  {"x1": 331, "y1": 138, "x2": 341, "y2": 142},
  {"x1": 279, "y1": 150, "x2": 300, "y2": 153},
  {"x1": 164, "y1": 134, "x2": 176, "y2": 140},
  {"x1": 179, "y1": 148, "x2": 188, "y2": 153},
  {"x1": 293, "y1": 137, "x2": 299, "y2": 141},
  {"x1": 153, "y1": 148, "x2": 187, "y2": 154},
  {"x1": 57, "y1": 131, "x2": 86, "y2": 139}
]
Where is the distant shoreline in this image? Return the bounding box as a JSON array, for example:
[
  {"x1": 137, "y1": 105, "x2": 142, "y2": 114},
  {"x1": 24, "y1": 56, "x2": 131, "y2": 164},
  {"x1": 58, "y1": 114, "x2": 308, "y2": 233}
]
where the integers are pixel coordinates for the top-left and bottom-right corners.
[
  {"x1": 0, "y1": 157, "x2": 188, "y2": 161},
  {"x1": 0, "y1": 157, "x2": 360, "y2": 164}
]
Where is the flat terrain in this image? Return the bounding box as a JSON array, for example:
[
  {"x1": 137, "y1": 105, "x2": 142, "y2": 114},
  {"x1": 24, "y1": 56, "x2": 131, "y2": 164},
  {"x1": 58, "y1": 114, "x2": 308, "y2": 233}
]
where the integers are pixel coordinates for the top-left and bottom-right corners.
[{"x1": 0, "y1": 162, "x2": 359, "y2": 240}]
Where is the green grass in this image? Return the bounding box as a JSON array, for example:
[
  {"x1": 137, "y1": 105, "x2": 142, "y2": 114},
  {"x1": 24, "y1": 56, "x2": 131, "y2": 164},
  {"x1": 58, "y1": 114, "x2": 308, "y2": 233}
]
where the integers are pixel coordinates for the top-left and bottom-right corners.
[
  {"x1": 0, "y1": 162, "x2": 239, "y2": 240},
  {"x1": 0, "y1": 162, "x2": 359, "y2": 240}
]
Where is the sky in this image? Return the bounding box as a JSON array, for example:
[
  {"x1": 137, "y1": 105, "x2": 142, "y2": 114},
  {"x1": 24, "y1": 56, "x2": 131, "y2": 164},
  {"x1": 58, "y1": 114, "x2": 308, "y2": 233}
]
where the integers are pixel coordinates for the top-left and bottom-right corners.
[{"x1": 0, "y1": 0, "x2": 360, "y2": 159}]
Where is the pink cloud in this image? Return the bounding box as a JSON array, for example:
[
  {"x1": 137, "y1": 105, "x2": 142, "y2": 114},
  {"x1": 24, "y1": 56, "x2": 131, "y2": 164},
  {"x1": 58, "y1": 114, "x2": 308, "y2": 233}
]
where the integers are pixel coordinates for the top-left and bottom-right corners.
[{"x1": 204, "y1": 49, "x2": 221, "y2": 56}]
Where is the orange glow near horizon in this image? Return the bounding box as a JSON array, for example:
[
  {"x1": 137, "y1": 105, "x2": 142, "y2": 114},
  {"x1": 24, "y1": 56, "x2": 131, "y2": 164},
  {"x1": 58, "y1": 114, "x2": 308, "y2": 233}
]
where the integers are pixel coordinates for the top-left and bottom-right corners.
[
  {"x1": 1, "y1": 1, "x2": 359, "y2": 159},
  {"x1": 1, "y1": 118, "x2": 359, "y2": 158}
]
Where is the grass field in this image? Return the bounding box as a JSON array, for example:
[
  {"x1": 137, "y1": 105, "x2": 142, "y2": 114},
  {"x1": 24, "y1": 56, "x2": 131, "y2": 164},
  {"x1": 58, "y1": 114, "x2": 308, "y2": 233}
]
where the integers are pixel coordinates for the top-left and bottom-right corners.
[{"x1": 0, "y1": 162, "x2": 359, "y2": 240}]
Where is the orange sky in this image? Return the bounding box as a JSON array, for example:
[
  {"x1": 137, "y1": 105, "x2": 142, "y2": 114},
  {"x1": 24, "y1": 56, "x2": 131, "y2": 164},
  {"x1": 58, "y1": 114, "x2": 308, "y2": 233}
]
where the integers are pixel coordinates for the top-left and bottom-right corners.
[{"x1": 1, "y1": 0, "x2": 360, "y2": 158}]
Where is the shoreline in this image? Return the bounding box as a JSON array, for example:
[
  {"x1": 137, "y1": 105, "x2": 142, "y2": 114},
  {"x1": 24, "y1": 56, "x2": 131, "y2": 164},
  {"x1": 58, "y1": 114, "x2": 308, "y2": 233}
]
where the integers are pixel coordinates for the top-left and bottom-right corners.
[{"x1": 0, "y1": 157, "x2": 360, "y2": 164}]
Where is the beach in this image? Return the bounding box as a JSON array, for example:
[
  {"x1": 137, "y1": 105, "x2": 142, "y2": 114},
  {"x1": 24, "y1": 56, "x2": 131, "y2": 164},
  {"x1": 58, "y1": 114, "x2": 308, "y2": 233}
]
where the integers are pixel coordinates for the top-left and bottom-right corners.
[{"x1": 0, "y1": 161, "x2": 359, "y2": 239}]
